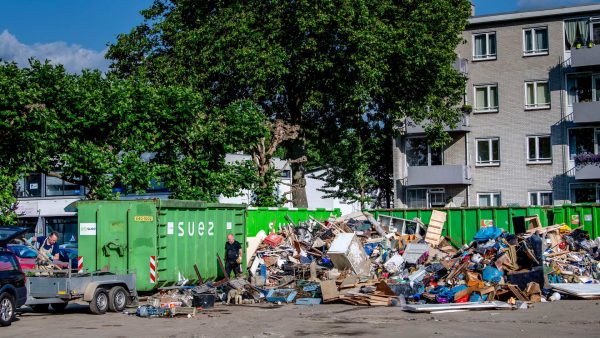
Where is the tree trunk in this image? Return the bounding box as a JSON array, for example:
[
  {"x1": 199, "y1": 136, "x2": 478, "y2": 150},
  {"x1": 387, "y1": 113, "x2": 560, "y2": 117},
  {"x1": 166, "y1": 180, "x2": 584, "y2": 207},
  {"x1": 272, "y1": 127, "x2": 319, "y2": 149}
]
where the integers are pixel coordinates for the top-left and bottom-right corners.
[{"x1": 291, "y1": 165, "x2": 308, "y2": 207}]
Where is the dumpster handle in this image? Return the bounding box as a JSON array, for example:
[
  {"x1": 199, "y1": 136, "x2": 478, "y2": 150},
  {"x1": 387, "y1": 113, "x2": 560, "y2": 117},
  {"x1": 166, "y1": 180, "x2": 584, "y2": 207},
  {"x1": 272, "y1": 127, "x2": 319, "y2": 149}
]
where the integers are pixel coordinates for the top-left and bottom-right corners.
[{"x1": 102, "y1": 242, "x2": 126, "y2": 257}]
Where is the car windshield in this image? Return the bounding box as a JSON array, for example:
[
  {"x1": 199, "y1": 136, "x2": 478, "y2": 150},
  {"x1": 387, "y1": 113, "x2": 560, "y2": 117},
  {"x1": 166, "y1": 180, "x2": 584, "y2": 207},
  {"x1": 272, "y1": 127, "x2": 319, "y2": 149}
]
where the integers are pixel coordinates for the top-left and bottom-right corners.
[{"x1": 8, "y1": 245, "x2": 38, "y2": 258}]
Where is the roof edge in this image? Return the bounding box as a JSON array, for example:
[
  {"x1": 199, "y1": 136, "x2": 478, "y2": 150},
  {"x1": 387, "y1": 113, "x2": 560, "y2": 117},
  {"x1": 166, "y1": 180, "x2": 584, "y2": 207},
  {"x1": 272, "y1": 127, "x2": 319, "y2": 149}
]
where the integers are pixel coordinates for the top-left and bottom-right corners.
[{"x1": 469, "y1": 3, "x2": 600, "y2": 25}]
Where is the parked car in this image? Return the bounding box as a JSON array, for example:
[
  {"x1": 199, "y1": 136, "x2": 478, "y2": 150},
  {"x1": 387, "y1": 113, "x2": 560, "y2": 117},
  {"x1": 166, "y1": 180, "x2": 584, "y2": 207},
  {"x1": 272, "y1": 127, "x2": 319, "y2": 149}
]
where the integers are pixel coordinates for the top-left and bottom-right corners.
[
  {"x1": 6, "y1": 244, "x2": 69, "y2": 270},
  {"x1": 58, "y1": 242, "x2": 78, "y2": 269},
  {"x1": 5, "y1": 245, "x2": 36, "y2": 270},
  {"x1": 0, "y1": 227, "x2": 29, "y2": 326}
]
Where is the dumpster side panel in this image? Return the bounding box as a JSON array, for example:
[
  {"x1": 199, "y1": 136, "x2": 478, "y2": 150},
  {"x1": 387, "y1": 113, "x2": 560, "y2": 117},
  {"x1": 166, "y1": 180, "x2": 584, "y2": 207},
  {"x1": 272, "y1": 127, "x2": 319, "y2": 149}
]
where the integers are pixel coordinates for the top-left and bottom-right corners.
[
  {"x1": 158, "y1": 202, "x2": 246, "y2": 288},
  {"x1": 79, "y1": 200, "x2": 245, "y2": 292},
  {"x1": 246, "y1": 207, "x2": 340, "y2": 237}
]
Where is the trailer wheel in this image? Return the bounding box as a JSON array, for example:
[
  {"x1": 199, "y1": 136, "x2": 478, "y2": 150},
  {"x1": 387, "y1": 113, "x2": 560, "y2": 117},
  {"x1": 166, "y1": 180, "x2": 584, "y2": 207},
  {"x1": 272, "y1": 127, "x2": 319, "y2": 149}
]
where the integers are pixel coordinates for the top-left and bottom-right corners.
[
  {"x1": 30, "y1": 304, "x2": 49, "y2": 313},
  {"x1": 108, "y1": 286, "x2": 128, "y2": 312},
  {"x1": 50, "y1": 301, "x2": 68, "y2": 312},
  {"x1": 0, "y1": 293, "x2": 15, "y2": 327},
  {"x1": 89, "y1": 288, "x2": 109, "y2": 315}
]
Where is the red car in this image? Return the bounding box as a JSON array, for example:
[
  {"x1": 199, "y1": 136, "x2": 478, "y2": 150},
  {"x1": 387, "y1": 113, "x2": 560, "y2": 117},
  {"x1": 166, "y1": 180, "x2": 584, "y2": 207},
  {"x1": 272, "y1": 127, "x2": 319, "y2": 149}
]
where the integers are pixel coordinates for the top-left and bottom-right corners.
[{"x1": 6, "y1": 244, "x2": 68, "y2": 270}]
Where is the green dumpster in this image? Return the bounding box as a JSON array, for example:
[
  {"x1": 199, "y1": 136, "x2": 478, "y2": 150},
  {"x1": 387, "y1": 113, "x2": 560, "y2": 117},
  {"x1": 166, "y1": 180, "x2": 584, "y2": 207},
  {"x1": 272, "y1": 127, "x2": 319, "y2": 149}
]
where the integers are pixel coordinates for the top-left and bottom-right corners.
[
  {"x1": 246, "y1": 207, "x2": 341, "y2": 237},
  {"x1": 77, "y1": 199, "x2": 246, "y2": 292}
]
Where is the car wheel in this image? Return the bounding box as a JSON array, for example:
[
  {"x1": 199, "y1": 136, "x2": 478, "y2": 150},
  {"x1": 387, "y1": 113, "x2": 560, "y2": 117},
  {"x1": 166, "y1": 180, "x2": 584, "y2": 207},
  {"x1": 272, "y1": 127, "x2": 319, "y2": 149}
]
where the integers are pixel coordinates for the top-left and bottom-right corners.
[
  {"x1": 89, "y1": 289, "x2": 108, "y2": 315},
  {"x1": 50, "y1": 302, "x2": 68, "y2": 312},
  {"x1": 0, "y1": 293, "x2": 15, "y2": 327},
  {"x1": 30, "y1": 304, "x2": 49, "y2": 313},
  {"x1": 108, "y1": 286, "x2": 128, "y2": 312}
]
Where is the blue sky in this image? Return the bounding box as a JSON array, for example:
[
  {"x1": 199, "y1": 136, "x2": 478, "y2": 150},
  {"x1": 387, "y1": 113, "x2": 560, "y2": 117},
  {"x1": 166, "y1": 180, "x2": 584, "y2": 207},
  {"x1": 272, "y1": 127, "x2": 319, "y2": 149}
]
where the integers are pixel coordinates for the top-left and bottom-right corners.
[{"x1": 0, "y1": 0, "x2": 599, "y2": 72}]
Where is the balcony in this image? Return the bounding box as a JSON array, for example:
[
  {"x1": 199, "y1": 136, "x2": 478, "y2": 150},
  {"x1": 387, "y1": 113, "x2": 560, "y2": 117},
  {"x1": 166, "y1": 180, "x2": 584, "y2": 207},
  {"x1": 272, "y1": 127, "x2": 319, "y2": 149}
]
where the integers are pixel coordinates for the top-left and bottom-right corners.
[
  {"x1": 571, "y1": 46, "x2": 600, "y2": 68},
  {"x1": 575, "y1": 163, "x2": 600, "y2": 180},
  {"x1": 405, "y1": 115, "x2": 471, "y2": 135},
  {"x1": 573, "y1": 101, "x2": 600, "y2": 123},
  {"x1": 406, "y1": 165, "x2": 472, "y2": 186}
]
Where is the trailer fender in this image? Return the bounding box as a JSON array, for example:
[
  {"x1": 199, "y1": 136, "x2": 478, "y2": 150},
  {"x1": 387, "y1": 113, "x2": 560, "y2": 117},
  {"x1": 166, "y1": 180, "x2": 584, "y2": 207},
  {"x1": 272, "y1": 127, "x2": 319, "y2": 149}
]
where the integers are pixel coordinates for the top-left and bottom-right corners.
[{"x1": 83, "y1": 281, "x2": 129, "y2": 302}]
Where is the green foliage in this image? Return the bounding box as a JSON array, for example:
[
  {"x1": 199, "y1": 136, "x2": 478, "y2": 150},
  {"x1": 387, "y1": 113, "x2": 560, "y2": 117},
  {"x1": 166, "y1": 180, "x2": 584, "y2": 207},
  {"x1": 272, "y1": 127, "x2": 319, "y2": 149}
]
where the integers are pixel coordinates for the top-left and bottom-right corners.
[
  {"x1": 0, "y1": 169, "x2": 19, "y2": 225},
  {"x1": 107, "y1": 0, "x2": 471, "y2": 207},
  {"x1": 0, "y1": 60, "x2": 266, "y2": 206}
]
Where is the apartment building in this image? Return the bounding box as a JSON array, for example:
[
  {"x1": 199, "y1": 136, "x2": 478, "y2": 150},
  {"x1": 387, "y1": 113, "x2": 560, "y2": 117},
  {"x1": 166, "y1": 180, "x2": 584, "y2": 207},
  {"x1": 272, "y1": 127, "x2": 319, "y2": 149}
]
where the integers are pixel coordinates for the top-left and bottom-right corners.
[{"x1": 393, "y1": 4, "x2": 600, "y2": 208}]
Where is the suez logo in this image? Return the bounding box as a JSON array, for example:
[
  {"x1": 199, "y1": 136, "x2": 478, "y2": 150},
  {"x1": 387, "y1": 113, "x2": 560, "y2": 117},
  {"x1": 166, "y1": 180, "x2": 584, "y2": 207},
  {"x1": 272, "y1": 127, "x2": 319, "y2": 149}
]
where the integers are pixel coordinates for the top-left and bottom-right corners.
[{"x1": 167, "y1": 221, "x2": 234, "y2": 237}]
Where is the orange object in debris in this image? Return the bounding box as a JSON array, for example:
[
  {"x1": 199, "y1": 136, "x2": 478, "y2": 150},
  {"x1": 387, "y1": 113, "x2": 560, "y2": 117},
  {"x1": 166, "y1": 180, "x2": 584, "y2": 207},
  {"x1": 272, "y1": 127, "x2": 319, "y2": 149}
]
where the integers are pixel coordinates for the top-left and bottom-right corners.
[
  {"x1": 455, "y1": 295, "x2": 469, "y2": 303},
  {"x1": 264, "y1": 234, "x2": 284, "y2": 247}
]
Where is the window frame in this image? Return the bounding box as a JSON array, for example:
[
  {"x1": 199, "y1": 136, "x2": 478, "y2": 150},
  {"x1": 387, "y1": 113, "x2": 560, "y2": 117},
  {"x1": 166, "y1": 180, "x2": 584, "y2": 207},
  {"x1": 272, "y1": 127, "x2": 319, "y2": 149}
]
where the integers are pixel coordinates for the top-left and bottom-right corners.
[
  {"x1": 477, "y1": 192, "x2": 502, "y2": 207},
  {"x1": 475, "y1": 137, "x2": 501, "y2": 167},
  {"x1": 528, "y1": 191, "x2": 553, "y2": 206},
  {"x1": 472, "y1": 32, "x2": 497, "y2": 61},
  {"x1": 406, "y1": 188, "x2": 446, "y2": 208},
  {"x1": 473, "y1": 84, "x2": 499, "y2": 113},
  {"x1": 405, "y1": 137, "x2": 444, "y2": 167},
  {"x1": 523, "y1": 26, "x2": 549, "y2": 56},
  {"x1": 526, "y1": 135, "x2": 552, "y2": 164},
  {"x1": 524, "y1": 80, "x2": 551, "y2": 110}
]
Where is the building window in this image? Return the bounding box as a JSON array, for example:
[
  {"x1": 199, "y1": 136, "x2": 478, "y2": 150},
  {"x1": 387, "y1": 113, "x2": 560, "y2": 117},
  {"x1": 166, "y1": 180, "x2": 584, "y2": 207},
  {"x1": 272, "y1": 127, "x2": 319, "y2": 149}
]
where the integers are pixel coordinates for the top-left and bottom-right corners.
[
  {"x1": 525, "y1": 81, "x2": 550, "y2": 109},
  {"x1": 45, "y1": 216, "x2": 78, "y2": 245},
  {"x1": 527, "y1": 135, "x2": 552, "y2": 164},
  {"x1": 473, "y1": 32, "x2": 497, "y2": 60},
  {"x1": 405, "y1": 138, "x2": 443, "y2": 167},
  {"x1": 567, "y1": 73, "x2": 600, "y2": 105},
  {"x1": 16, "y1": 173, "x2": 42, "y2": 198},
  {"x1": 529, "y1": 191, "x2": 553, "y2": 206},
  {"x1": 568, "y1": 128, "x2": 600, "y2": 160},
  {"x1": 523, "y1": 27, "x2": 549, "y2": 55},
  {"x1": 407, "y1": 189, "x2": 428, "y2": 208},
  {"x1": 407, "y1": 188, "x2": 445, "y2": 208},
  {"x1": 478, "y1": 192, "x2": 501, "y2": 207},
  {"x1": 565, "y1": 19, "x2": 590, "y2": 50},
  {"x1": 45, "y1": 175, "x2": 82, "y2": 197},
  {"x1": 593, "y1": 20, "x2": 600, "y2": 45},
  {"x1": 476, "y1": 138, "x2": 500, "y2": 166},
  {"x1": 570, "y1": 183, "x2": 600, "y2": 203},
  {"x1": 474, "y1": 85, "x2": 499, "y2": 113}
]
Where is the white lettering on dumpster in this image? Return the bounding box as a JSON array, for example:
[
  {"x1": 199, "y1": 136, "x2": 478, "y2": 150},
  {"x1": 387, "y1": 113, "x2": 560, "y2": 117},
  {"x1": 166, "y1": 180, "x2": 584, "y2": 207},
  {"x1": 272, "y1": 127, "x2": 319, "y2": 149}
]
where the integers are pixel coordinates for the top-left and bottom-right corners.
[
  {"x1": 170, "y1": 220, "x2": 217, "y2": 237},
  {"x1": 178, "y1": 222, "x2": 185, "y2": 236}
]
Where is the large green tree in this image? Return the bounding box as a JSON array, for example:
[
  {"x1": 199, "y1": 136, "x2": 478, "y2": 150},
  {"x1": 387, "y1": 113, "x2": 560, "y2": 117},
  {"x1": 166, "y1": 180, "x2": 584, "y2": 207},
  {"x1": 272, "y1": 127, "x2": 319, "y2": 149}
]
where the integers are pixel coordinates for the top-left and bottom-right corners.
[
  {"x1": 0, "y1": 61, "x2": 263, "y2": 220},
  {"x1": 108, "y1": 0, "x2": 472, "y2": 207}
]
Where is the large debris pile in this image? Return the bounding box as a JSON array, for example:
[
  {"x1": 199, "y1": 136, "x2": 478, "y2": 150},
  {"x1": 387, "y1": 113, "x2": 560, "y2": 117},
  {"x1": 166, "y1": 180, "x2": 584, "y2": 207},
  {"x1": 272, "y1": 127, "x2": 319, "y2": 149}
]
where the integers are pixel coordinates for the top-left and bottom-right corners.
[
  {"x1": 135, "y1": 212, "x2": 600, "y2": 317},
  {"x1": 242, "y1": 212, "x2": 600, "y2": 309}
]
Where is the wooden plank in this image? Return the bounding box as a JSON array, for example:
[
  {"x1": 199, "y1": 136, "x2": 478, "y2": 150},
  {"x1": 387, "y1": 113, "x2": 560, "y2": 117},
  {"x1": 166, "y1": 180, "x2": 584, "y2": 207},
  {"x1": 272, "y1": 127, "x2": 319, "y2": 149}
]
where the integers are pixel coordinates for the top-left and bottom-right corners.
[
  {"x1": 425, "y1": 210, "x2": 447, "y2": 246},
  {"x1": 320, "y1": 280, "x2": 340, "y2": 302}
]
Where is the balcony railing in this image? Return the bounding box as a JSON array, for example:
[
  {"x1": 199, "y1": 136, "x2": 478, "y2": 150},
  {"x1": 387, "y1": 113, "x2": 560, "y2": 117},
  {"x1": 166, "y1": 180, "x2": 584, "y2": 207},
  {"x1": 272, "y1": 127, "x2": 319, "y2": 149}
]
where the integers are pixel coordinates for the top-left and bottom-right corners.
[
  {"x1": 571, "y1": 45, "x2": 600, "y2": 68},
  {"x1": 573, "y1": 101, "x2": 600, "y2": 123},
  {"x1": 406, "y1": 165, "x2": 472, "y2": 186},
  {"x1": 575, "y1": 163, "x2": 600, "y2": 180},
  {"x1": 405, "y1": 114, "x2": 471, "y2": 135}
]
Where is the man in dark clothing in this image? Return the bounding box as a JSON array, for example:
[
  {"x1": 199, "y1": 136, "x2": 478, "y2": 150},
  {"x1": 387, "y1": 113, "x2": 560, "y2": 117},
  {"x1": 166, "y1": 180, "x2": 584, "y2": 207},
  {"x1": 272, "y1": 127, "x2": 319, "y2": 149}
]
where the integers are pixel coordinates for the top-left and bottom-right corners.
[
  {"x1": 224, "y1": 233, "x2": 242, "y2": 278},
  {"x1": 30, "y1": 231, "x2": 60, "y2": 260}
]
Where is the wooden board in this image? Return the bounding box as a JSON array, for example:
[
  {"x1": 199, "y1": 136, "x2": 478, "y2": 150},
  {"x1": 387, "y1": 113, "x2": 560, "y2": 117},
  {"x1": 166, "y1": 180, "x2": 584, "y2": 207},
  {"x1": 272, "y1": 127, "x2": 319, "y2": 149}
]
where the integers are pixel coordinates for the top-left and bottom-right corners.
[
  {"x1": 425, "y1": 210, "x2": 447, "y2": 246},
  {"x1": 320, "y1": 280, "x2": 340, "y2": 302}
]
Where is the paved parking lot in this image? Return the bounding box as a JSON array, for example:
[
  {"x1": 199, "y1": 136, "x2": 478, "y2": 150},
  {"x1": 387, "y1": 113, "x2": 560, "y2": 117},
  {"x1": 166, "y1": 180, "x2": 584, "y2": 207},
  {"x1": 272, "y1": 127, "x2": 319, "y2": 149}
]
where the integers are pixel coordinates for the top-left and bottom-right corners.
[{"x1": 3, "y1": 300, "x2": 600, "y2": 338}]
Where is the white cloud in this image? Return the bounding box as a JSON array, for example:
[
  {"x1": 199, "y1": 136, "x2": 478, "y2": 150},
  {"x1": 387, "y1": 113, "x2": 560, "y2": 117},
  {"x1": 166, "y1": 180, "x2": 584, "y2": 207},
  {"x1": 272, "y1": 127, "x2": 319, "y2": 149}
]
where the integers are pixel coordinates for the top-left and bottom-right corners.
[
  {"x1": 517, "y1": 0, "x2": 594, "y2": 10},
  {"x1": 0, "y1": 30, "x2": 109, "y2": 73}
]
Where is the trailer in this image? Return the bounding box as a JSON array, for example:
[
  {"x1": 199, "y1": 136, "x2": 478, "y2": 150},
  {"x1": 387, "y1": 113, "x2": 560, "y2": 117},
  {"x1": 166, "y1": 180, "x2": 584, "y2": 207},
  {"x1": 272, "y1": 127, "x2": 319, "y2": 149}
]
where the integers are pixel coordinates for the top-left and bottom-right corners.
[{"x1": 26, "y1": 271, "x2": 137, "y2": 315}]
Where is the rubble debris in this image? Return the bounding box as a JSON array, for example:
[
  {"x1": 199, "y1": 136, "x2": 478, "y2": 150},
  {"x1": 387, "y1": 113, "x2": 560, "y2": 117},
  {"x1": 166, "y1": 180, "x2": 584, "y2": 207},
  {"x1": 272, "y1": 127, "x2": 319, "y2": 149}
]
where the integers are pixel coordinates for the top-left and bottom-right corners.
[{"x1": 135, "y1": 210, "x2": 600, "y2": 317}]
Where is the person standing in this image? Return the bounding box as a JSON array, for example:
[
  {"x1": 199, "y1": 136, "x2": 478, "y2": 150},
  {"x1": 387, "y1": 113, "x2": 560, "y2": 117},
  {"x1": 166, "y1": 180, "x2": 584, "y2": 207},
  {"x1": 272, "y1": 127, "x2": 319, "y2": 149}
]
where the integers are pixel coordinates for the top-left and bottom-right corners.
[{"x1": 224, "y1": 234, "x2": 242, "y2": 278}]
